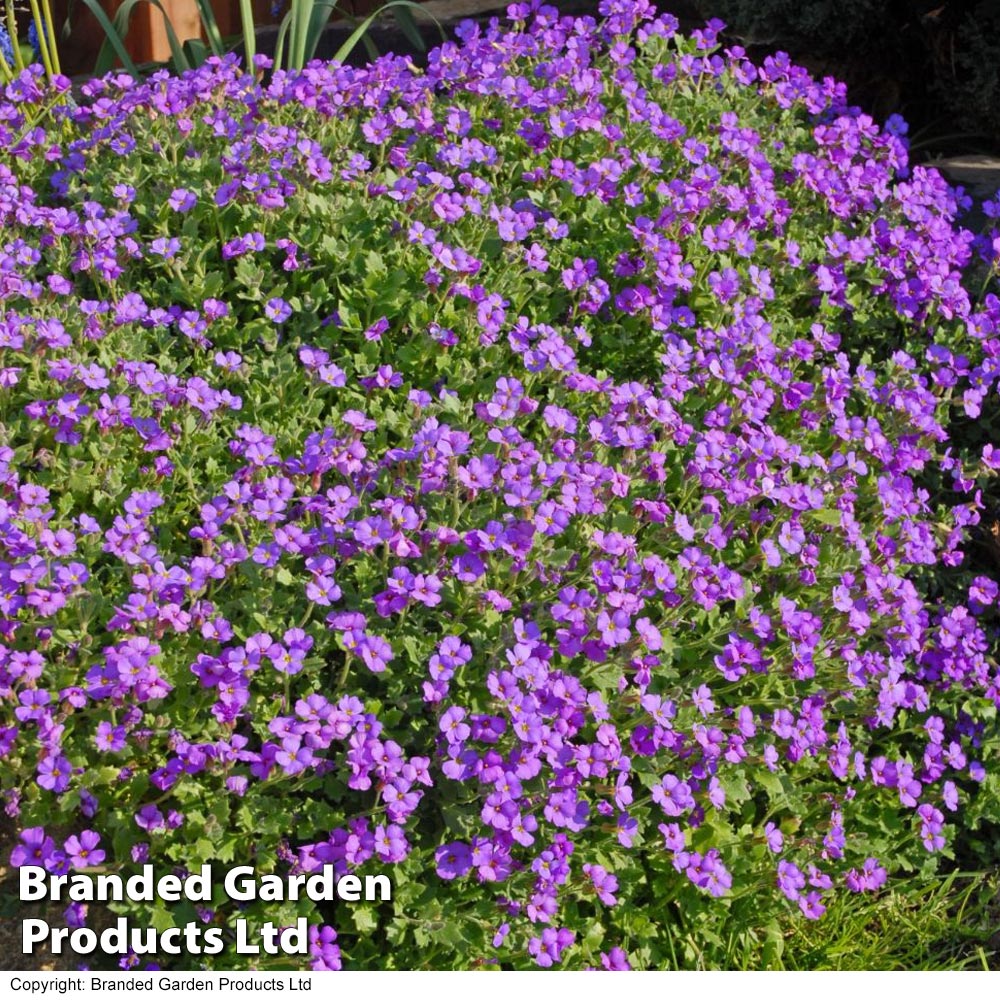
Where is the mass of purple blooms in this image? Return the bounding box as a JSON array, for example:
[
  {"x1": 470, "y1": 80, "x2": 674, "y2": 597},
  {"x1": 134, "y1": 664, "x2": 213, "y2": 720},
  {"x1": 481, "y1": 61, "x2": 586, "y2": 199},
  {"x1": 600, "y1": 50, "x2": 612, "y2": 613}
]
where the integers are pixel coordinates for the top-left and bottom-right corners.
[{"x1": 2, "y1": 0, "x2": 1000, "y2": 971}]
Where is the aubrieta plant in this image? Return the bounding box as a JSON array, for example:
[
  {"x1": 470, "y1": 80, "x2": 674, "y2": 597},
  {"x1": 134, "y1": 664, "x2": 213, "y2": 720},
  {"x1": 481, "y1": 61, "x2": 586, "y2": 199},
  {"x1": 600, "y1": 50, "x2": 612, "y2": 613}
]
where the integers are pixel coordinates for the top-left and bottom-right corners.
[{"x1": 2, "y1": 0, "x2": 1000, "y2": 971}]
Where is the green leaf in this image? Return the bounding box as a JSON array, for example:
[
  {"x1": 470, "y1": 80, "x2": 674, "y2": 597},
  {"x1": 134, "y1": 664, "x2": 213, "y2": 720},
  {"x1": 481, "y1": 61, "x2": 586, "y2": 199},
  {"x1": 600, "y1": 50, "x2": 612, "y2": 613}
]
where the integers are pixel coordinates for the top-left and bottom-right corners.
[
  {"x1": 330, "y1": 1, "x2": 432, "y2": 65},
  {"x1": 96, "y1": 0, "x2": 193, "y2": 75},
  {"x1": 181, "y1": 36, "x2": 211, "y2": 69},
  {"x1": 150, "y1": 904, "x2": 176, "y2": 934},
  {"x1": 720, "y1": 769, "x2": 752, "y2": 806},
  {"x1": 238, "y1": 0, "x2": 256, "y2": 68},
  {"x1": 807, "y1": 507, "x2": 843, "y2": 527},
  {"x1": 191, "y1": 0, "x2": 226, "y2": 56},
  {"x1": 431, "y1": 919, "x2": 466, "y2": 949},
  {"x1": 761, "y1": 918, "x2": 784, "y2": 968},
  {"x1": 391, "y1": 2, "x2": 438, "y2": 53},
  {"x1": 351, "y1": 907, "x2": 378, "y2": 934},
  {"x1": 77, "y1": 0, "x2": 141, "y2": 76},
  {"x1": 440, "y1": 392, "x2": 462, "y2": 415}
]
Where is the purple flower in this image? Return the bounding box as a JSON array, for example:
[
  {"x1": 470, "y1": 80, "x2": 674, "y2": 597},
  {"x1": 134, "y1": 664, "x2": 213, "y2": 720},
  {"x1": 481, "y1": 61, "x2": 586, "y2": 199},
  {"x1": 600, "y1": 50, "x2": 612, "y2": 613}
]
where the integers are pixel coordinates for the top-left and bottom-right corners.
[
  {"x1": 96, "y1": 722, "x2": 127, "y2": 752},
  {"x1": 168, "y1": 188, "x2": 196, "y2": 212},
  {"x1": 135, "y1": 804, "x2": 166, "y2": 833},
  {"x1": 65, "y1": 902, "x2": 88, "y2": 928},
  {"x1": 764, "y1": 822, "x2": 784, "y2": 853},
  {"x1": 528, "y1": 927, "x2": 575, "y2": 967},
  {"x1": 440, "y1": 706, "x2": 470, "y2": 745},
  {"x1": 600, "y1": 947, "x2": 631, "y2": 970},
  {"x1": 37, "y1": 755, "x2": 72, "y2": 793},
  {"x1": 308, "y1": 925, "x2": 342, "y2": 971},
  {"x1": 435, "y1": 842, "x2": 472, "y2": 880},
  {"x1": 364, "y1": 316, "x2": 390, "y2": 341},
  {"x1": 264, "y1": 297, "x2": 292, "y2": 324},
  {"x1": 652, "y1": 774, "x2": 694, "y2": 817},
  {"x1": 63, "y1": 830, "x2": 105, "y2": 869},
  {"x1": 10, "y1": 827, "x2": 55, "y2": 868}
]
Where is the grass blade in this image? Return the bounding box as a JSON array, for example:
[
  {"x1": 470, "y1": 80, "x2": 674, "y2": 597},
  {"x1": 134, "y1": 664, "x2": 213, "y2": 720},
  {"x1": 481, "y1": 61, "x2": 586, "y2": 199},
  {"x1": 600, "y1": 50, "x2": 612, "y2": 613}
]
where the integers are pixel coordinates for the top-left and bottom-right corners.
[
  {"x1": 331, "y1": 1, "x2": 432, "y2": 65},
  {"x1": 390, "y1": 2, "x2": 426, "y2": 53},
  {"x1": 303, "y1": 0, "x2": 341, "y2": 65},
  {"x1": 142, "y1": 0, "x2": 192, "y2": 71},
  {"x1": 4, "y1": 2, "x2": 26, "y2": 72},
  {"x1": 273, "y1": 9, "x2": 293, "y2": 69},
  {"x1": 192, "y1": 0, "x2": 225, "y2": 57},
  {"x1": 78, "y1": 0, "x2": 141, "y2": 77},
  {"x1": 27, "y1": 0, "x2": 56, "y2": 79},
  {"x1": 289, "y1": 0, "x2": 320, "y2": 70},
  {"x1": 361, "y1": 30, "x2": 378, "y2": 62},
  {"x1": 238, "y1": 0, "x2": 256, "y2": 70},
  {"x1": 92, "y1": 0, "x2": 193, "y2": 76},
  {"x1": 183, "y1": 36, "x2": 210, "y2": 66},
  {"x1": 38, "y1": 0, "x2": 63, "y2": 74}
]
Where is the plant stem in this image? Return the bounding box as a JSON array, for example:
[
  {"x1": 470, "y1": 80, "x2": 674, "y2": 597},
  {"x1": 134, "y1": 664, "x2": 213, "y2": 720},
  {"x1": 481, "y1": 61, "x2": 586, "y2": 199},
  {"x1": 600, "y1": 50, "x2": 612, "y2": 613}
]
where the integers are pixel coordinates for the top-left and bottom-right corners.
[
  {"x1": 238, "y1": 0, "x2": 256, "y2": 73},
  {"x1": 335, "y1": 652, "x2": 351, "y2": 691},
  {"x1": 26, "y1": 0, "x2": 55, "y2": 80},
  {"x1": 39, "y1": 0, "x2": 61, "y2": 75},
  {"x1": 5, "y1": 2, "x2": 24, "y2": 73}
]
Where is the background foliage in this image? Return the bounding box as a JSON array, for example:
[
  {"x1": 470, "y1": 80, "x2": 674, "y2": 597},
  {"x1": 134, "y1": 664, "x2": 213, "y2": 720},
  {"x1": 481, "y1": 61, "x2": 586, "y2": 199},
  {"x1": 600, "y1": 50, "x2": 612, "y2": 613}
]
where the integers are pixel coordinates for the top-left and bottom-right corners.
[{"x1": 1, "y1": 0, "x2": 999, "y2": 971}]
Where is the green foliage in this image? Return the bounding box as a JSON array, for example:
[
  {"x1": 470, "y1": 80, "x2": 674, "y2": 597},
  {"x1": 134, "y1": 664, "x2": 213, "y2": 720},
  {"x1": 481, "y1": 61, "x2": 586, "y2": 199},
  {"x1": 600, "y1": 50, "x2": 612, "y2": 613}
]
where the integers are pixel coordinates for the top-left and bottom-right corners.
[
  {"x1": 1, "y1": 5, "x2": 999, "y2": 973},
  {"x1": 87, "y1": 0, "x2": 436, "y2": 79},
  {"x1": 0, "y1": 0, "x2": 61, "y2": 84}
]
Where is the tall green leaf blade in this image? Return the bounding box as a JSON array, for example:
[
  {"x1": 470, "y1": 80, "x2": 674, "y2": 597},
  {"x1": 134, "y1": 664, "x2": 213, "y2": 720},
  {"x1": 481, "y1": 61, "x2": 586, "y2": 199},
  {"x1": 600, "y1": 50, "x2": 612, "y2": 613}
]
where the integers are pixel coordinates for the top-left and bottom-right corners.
[
  {"x1": 330, "y1": 1, "x2": 429, "y2": 65},
  {"x1": 302, "y1": 0, "x2": 340, "y2": 66},
  {"x1": 183, "y1": 36, "x2": 210, "y2": 66},
  {"x1": 273, "y1": 9, "x2": 294, "y2": 69},
  {"x1": 391, "y1": 3, "x2": 427, "y2": 53},
  {"x1": 91, "y1": 0, "x2": 194, "y2": 74},
  {"x1": 4, "y1": 4, "x2": 26, "y2": 71},
  {"x1": 238, "y1": 0, "x2": 256, "y2": 69},
  {"x1": 78, "y1": 0, "x2": 141, "y2": 76},
  {"x1": 360, "y1": 30, "x2": 379, "y2": 62},
  {"x1": 289, "y1": 0, "x2": 309, "y2": 69},
  {"x1": 192, "y1": 0, "x2": 226, "y2": 57}
]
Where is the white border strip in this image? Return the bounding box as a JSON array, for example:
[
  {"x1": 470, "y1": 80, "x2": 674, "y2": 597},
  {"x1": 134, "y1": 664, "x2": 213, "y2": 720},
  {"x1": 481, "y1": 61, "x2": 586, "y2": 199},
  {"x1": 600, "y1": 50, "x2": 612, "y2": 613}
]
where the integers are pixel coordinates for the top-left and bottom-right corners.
[{"x1": 0, "y1": 970, "x2": 989, "y2": 1000}]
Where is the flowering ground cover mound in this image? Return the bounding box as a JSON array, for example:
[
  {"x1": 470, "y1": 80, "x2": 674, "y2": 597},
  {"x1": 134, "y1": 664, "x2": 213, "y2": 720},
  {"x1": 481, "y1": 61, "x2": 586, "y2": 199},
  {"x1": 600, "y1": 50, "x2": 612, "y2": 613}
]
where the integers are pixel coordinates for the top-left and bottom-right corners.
[{"x1": 2, "y1": 0, "x2": 1000, "y2": 971}]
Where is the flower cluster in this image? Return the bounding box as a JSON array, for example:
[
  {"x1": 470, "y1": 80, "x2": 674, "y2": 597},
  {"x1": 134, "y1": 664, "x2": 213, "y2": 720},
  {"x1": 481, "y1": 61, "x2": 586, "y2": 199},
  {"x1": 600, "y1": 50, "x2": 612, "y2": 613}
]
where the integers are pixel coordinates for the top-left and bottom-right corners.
[{"x1": 1, "y1": 0, "x2": 999, "y2": 971}]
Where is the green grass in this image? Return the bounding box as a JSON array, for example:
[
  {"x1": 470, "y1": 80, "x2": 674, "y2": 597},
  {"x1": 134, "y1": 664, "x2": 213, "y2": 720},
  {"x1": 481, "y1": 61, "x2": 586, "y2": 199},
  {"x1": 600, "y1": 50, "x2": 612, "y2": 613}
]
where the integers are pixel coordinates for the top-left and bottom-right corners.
[
  {"x1": 658, "y1": 870, "x2": 1000, "y2": 970},
  {"x1": 775, "y1": 873, "x2": 999, "y2": 970}
]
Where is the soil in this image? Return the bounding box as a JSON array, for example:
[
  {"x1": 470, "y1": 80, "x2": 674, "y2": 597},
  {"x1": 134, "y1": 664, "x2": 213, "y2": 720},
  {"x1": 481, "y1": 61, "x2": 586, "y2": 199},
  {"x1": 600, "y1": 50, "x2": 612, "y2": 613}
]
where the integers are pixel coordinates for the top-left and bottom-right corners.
[{"x1": 0, "y1": 811, "x2": 81, "y2": 972}]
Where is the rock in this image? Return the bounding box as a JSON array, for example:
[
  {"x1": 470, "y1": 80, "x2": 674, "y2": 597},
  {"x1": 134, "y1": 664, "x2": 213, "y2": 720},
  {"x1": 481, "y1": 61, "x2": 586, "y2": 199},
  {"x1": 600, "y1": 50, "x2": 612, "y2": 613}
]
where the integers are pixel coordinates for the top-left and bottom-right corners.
[{"x1": 931, "y1": 154, "x2": 1000, "y2": 200}]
